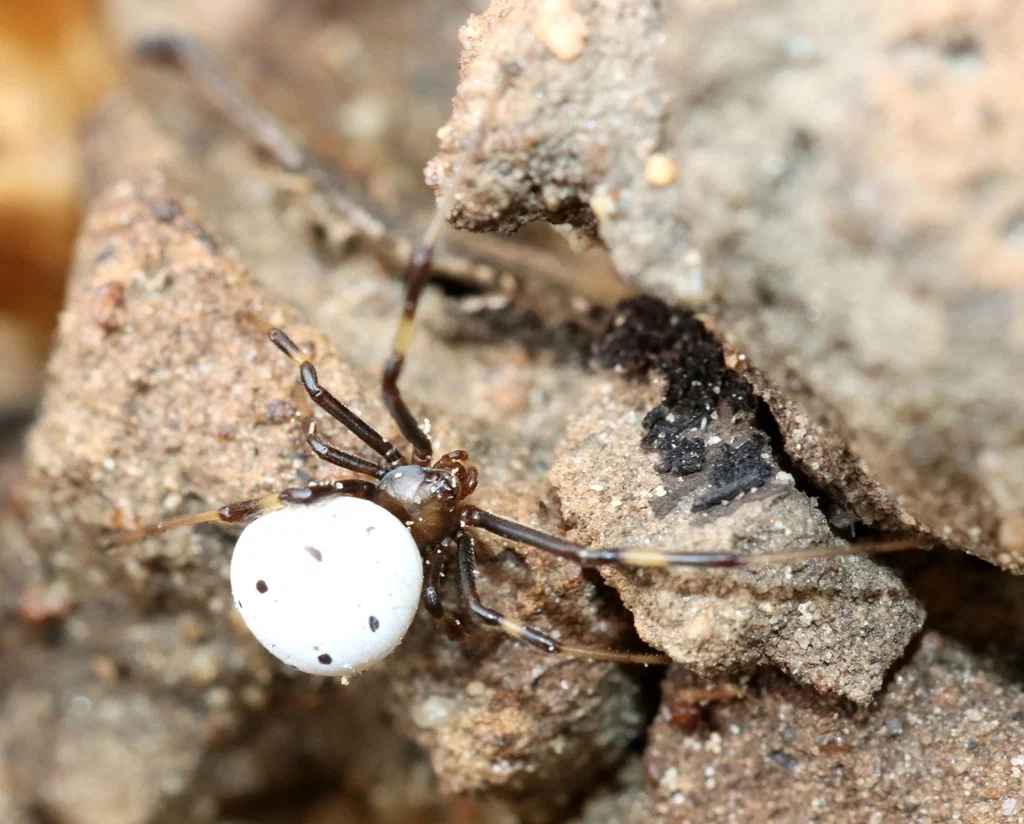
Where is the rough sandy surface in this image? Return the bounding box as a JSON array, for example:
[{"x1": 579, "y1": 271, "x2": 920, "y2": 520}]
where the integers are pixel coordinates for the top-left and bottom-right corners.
[
  {"x1": 634, "y1": 550, "x2": 1024, "y2": 824},
  {"x1": 2, "y1": 0, "x2": 1022, "y2": 822},
  {"x1": 432, "y1": 0, "x2": 1024, "y2": 573},
  {"x1": 551, "y1": 300, "x2": 923, "y2": 704}
]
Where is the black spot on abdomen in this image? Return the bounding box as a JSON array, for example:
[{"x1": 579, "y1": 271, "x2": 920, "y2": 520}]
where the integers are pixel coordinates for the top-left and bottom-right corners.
[
  {"x1": 369, "y1": 616, "x2": 379, "y2": 632},
  {"x1": 256, "y1": 580, "x2": 268, "y2": 594},
  {"x1": 318, "y1": 653, "x2": 332, "y2": 665},
  {"x1": 304, "y1": 545, "x2": 323, "y2": 562}
]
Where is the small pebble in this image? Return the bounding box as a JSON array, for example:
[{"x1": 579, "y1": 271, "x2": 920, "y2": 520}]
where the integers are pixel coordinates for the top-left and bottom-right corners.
[
  {"x1": 18, "y1": 580, "x2": 74, "y2": 624},
  {"x1": 645, "y1": 153, "x2": 678, "y2": 187},
  {"x1": 532, "y1": 0, "x2": 589, "y2": 61}
]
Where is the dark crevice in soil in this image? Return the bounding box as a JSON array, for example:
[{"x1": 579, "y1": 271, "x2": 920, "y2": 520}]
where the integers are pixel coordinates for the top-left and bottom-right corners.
[
  {"x1": 591, "y1": 295, "x2": 881, "y2": 534},
  {"x1": 592, "y1": 296, "x2": 764, "y2": 506},
  {"x1": 750, "y1": 397, "x2": 852, "y2": 537},
  {"x1": 444, "y1": 300, "x2": 610, "y2": 367},
  {"x1": 900, "y1": 547, "x2": 1024, "y2": 680},
  {"x1": 581, "y1": 568, "x2": 670, "y2": 730}
]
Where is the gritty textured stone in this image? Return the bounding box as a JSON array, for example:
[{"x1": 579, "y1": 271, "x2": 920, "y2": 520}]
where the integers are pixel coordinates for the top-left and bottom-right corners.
[
  {"x1": 632, "y1": 551, "x2": 1024, "y2": 823},
  {"x1": 549, "y1": 371, "x2": 923, "y2": 704},
  {"x1": 433, "y1": 0, "x2": 1024, "y2": 573},
  {"x1": 550, "y1": 297, "x2": 923, "y2": 704},
  {"x1": 429, "y1": 0, "x2": 693, "y2": 297}
]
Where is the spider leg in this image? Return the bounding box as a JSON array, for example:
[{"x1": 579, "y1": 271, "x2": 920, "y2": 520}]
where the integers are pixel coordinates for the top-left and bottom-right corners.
[
  {"x1": 136, "y1": 34, "x2": 524, "y2": 302},
  {"x1": 382, "y1": 231, "x2": 437, "y2": 466},
  {"x1": 267, "y1": 327, "x2": 404, "y2": 466},
  {"x1": 135, "y1": 34, "x2": 307, "y2": 172},
  {"x1": 135, "y1": 33, "x2": 395, "y2": 245},
  {"x1": 305, "y1": 420, "x2": 386, "y2": 480},
  {"x1": 463, "y1": 507, "x2": 922, "y2": 568},
  {"x1": 423, "y1": 542, "x2": 464, "y2": 641},
  {"x1": 455, "y1": 531, "x2": 669, "y2": 666},
  {"x1": 111, "y1": 480, "x2": 377, "y2": 546},
  {"x1": 381, "y1": 76, "x2": 506, "y2": 467}
]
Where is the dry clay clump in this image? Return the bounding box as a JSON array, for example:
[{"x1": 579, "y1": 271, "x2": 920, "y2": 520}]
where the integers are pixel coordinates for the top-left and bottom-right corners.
[
  {"x1": 552, "y1": 298, "x2": 924, "y2": 704},
  {"x1": 429, "y1": 0, "x2": 699, "y2": 292},
  {"x1": 5, "y1": 172, "x2": 647, "y2": 819},
  {"x1": 637, "y1": 634, "x2": 1024, "y2": 824},
  {"x1": 432, "y1": 0, "x2": 1024, "y2": 574},
  {"x1": 634, "y1": 550, "x2": 1024, "y2": 823}
]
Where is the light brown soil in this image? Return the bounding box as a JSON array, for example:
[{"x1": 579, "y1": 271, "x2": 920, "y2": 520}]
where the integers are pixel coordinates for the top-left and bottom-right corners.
[{"x1": 1, "y1": 1, "x2": 1021, "y2": 822}]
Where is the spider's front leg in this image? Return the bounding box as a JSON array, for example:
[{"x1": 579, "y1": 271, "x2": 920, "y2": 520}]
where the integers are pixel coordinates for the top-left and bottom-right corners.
[
  {"x1": 268, "y1": 326, "x2": 405, "y2": 467},
  {"x1": 381, "y1": 233, "x2": 439, "y2": 466},
  {"x1": 455, "y1": 531, "x2": 669, "y2": 666},
  {"x1": 111, "y1": 479, "x2": 377, "y2": 545},
  {"x1": 135, "y1": 34, "x2": 307, "y2": 172},
  {"x1": 305, "y1": 419, "x2": 387, "y2": 480}
]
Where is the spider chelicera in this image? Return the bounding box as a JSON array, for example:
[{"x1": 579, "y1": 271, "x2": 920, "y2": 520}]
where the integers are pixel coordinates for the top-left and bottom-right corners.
[{"x1": 117, "y1": 36, "x2": 916, "y2": 676}]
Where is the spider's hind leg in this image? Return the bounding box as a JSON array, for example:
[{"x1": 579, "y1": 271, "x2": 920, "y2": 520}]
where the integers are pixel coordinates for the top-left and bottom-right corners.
[
  {"x1": 455, "y1": 531, "x2": 669, "y2": 666},
  {"x1": 423, "y1": 541, "x2": 464, "y2": 641}
]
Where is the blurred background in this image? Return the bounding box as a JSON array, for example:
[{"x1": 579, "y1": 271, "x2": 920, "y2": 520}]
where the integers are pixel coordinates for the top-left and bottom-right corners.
[{"x1": 0, "y1": 1, "x2": 117, "y2": 499}]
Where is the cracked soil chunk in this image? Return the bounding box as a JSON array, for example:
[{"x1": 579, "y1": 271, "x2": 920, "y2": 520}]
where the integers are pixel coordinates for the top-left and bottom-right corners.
[
  {"x1": 550, "y1": 375, "x2": 922, "y2": 705},
  {"x1": 549, "y1": 298, "x2": 923, "y2": 704},
  {"x1": 435, "y1": 0, "x2": 1024, "y2": 573},
  {"x1": 634, "y1": 548, "x2": 1024, "y2": 824},
  {"x1": 430, "y1": 0, "x2": 695, "y2": 298}
]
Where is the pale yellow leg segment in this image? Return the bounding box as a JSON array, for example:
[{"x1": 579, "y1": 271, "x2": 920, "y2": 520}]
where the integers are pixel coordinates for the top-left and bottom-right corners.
[{"x1": 110, "y1": 492, "x2": 287, "y2": 546}]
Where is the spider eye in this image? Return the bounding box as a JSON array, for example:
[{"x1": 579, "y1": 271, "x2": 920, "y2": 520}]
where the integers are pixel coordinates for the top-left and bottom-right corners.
[{"x1": 230, "y1": 497, "x2": 423, "y2": 676}]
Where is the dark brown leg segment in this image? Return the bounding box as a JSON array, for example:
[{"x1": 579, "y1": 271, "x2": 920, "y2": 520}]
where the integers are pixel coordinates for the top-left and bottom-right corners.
[
  {"x1": 463, "y1": 508, "x2": 922, "y2": 569},
  {"x1": 111, "y1": 480, "x2": 377, "y2": 546},
  {"x1": 268, "y1": 328, "x2": 404, "y2": 466},
  {"x1": 378, "y1": 71, "x2": 507, "y2": 466},
  {"x1": 306, "y1": 422, "x2": 386, "y2": 480},
  {"x1": 463, "y1": 507, "x2": 744, "y2": 568},
  {"x1": 455, "y1": 531, "x2": 669, "y2": 666},
  {"x1": 423, "y1": 542, "x2": 464, "y2": 641},
  {"x1": 382, "y1": 238, "x2": 438, "y2": 465}
]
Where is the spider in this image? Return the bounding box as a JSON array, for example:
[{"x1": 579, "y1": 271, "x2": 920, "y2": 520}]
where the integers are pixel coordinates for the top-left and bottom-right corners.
[{"x1": 117, "y1": 36, "x2": 917, "y2": 677}]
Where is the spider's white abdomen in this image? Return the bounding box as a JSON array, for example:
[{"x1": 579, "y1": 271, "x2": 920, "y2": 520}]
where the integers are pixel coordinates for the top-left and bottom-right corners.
[{"x1": 230, "y1": 496, "x2": 423, "y2": 676}]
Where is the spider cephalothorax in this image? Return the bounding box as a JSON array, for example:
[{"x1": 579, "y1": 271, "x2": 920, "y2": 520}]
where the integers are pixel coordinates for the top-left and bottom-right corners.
[{"x1": 375, "y1": 455, "x2": 476, "y2": 547}]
